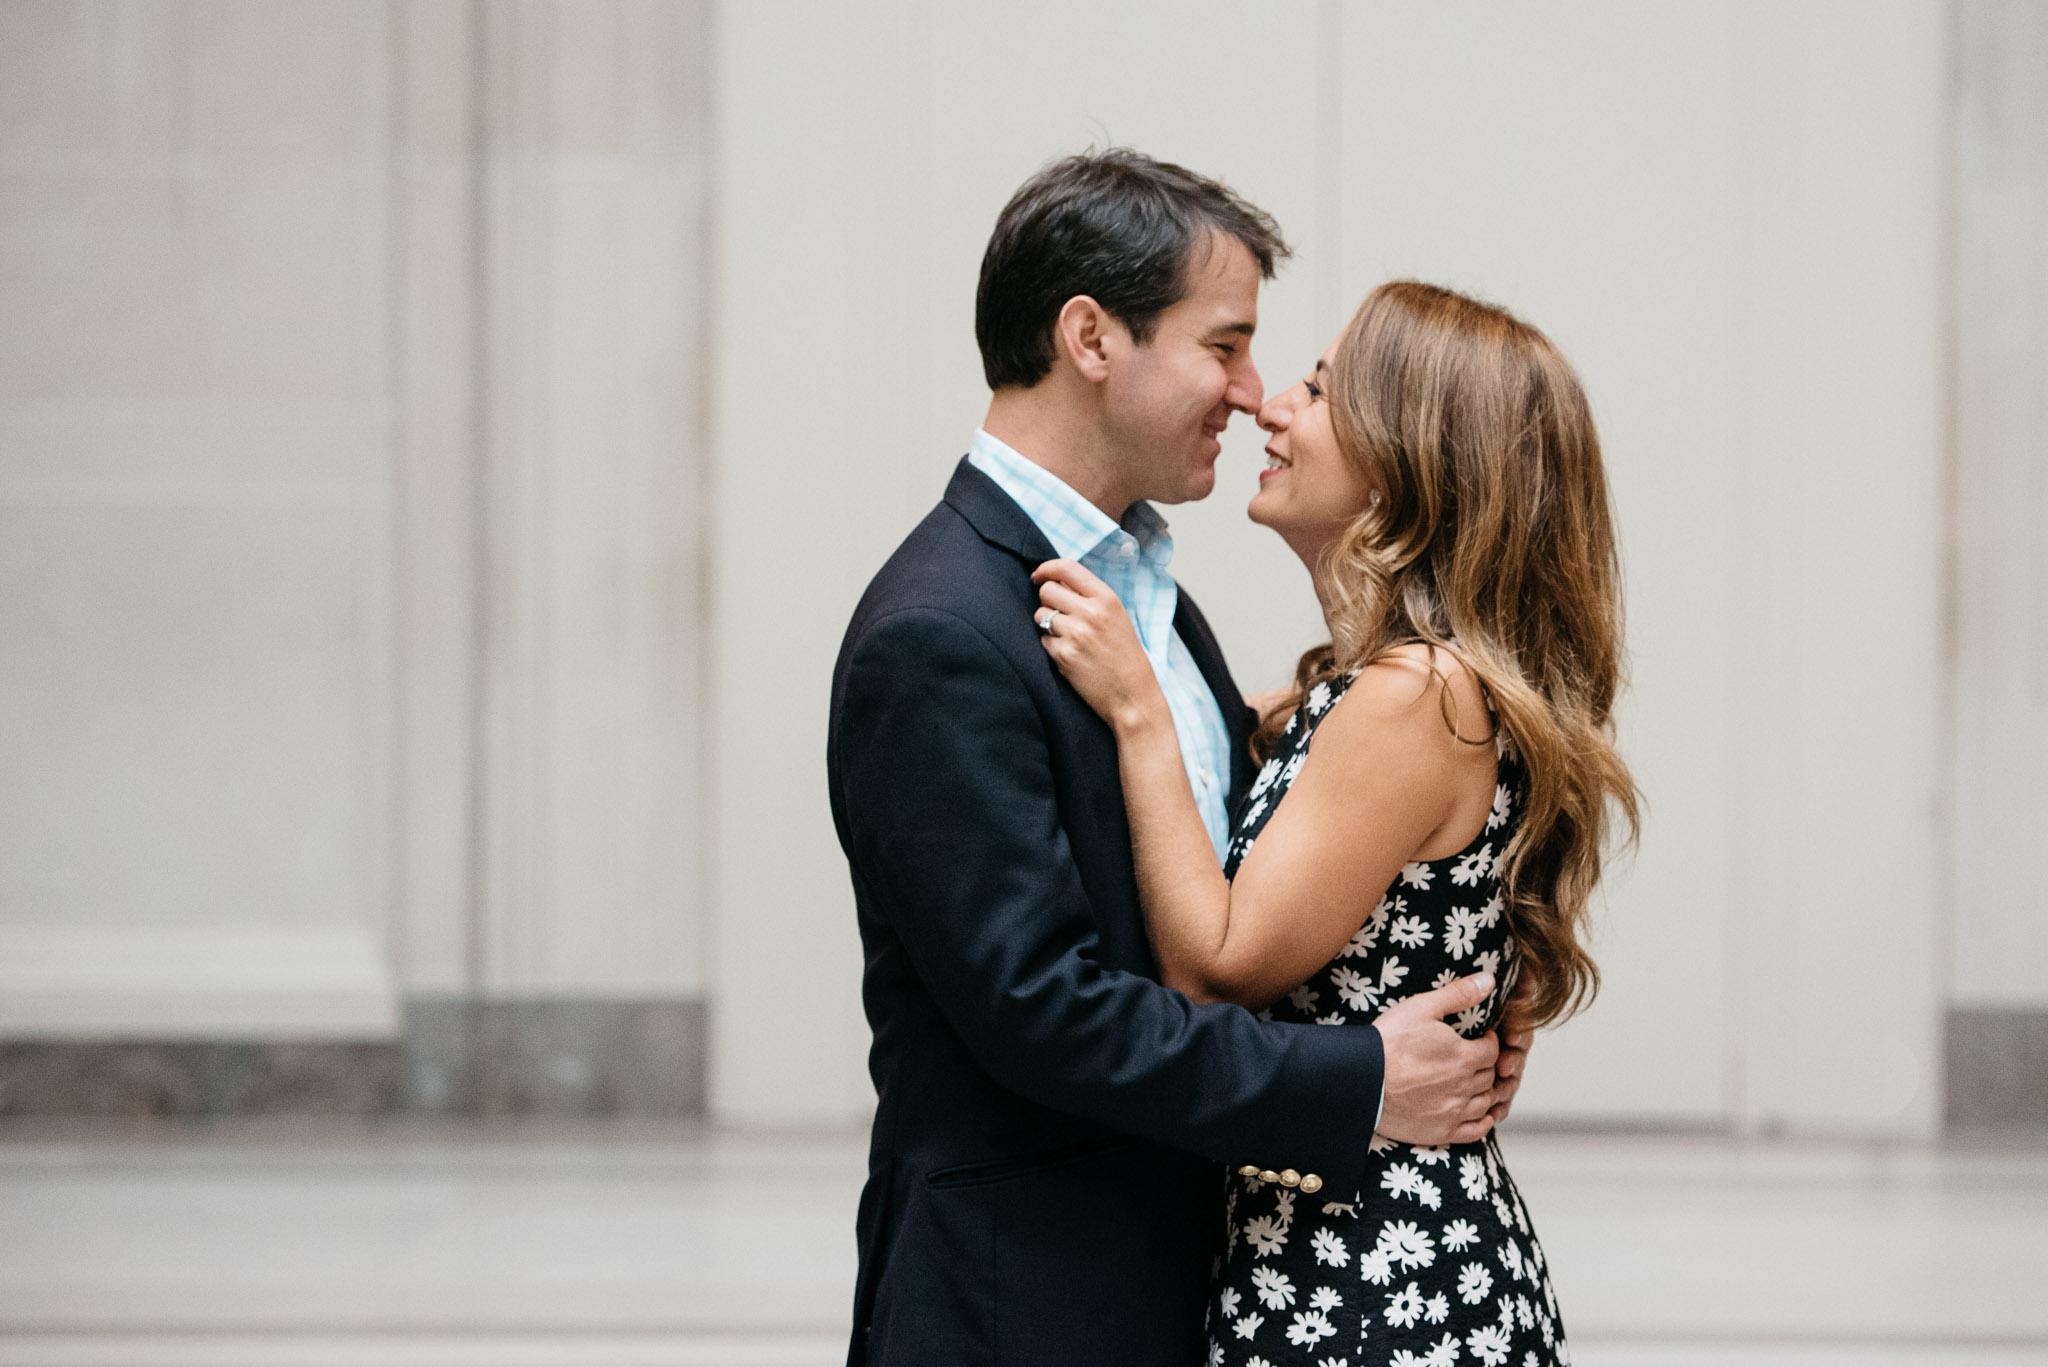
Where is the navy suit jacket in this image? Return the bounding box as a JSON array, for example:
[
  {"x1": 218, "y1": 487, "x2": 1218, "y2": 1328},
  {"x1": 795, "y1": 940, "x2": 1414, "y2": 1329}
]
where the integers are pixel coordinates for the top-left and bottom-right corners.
[{"x1": 827, "y1": 459, "x2": 1384, "y2": 1366}]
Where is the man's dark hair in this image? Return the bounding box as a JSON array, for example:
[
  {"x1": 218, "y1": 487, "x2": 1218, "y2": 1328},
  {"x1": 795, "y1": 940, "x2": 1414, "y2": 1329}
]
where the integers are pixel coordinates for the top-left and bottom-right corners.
[{"x1": 975, "y1": 148, "x2": 1291, "y2": 390}]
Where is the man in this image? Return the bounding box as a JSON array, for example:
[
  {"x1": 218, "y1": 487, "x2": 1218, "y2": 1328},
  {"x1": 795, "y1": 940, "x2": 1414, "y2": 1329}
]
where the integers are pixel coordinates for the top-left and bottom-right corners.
[{"x1": 827, "y1": 150, "x2": 1524, "y2": 1366}]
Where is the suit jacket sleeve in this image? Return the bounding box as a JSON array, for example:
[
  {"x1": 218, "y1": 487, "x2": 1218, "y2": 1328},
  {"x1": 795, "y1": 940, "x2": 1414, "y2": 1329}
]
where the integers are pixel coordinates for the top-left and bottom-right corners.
[{"x1": 837, "y1": 605, "x2": 1382, "y2": 1178}]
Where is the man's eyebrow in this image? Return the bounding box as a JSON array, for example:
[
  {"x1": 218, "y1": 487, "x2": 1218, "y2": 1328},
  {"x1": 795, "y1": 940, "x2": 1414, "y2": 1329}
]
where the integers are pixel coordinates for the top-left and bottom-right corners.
[{"x1": 1208, "y1": 320, "x2": 1257, "y2": 339}]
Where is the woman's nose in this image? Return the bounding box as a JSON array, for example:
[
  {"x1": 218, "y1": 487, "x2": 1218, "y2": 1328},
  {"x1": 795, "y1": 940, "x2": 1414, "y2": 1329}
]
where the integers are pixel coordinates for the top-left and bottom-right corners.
[{"x1": 1256, "y1": 390, "x2": 1291, "y2": 434}]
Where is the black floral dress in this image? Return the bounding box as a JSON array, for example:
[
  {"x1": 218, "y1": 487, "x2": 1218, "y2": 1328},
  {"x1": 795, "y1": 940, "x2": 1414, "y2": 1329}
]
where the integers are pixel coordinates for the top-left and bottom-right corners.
[{"x1": 1208, "y1": 672, "x2": 1570, "y2": 1367}]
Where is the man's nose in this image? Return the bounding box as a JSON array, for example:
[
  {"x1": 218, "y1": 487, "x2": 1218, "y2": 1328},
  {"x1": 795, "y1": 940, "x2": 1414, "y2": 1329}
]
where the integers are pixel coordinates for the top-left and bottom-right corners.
[{"x1": 1229, "y1": 362, "x2": 1264, "y2": 416}]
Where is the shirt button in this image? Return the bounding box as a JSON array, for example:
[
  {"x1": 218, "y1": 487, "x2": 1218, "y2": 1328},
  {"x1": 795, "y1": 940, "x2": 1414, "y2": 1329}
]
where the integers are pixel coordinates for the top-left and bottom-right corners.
[
  {"x1": 1200, "y1": 769, "x2": 1215, "y2": 788},
  {"x1": 1120, "y1": 541, "x2": 1137, "y2": 558}
]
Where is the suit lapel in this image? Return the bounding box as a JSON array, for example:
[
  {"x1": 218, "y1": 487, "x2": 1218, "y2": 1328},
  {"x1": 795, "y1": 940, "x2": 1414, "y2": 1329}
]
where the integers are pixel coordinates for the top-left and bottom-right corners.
[{"x1": 943, "y1": 456, "x2": 1057, "y2": 565}]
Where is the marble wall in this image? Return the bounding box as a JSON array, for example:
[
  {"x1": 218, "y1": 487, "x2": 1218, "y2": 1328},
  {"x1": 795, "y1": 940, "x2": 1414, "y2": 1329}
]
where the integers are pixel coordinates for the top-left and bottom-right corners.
[
  {"x1": 1949, "y1": 0, "x2": 2048, "y2": 1126},
  {"x1": 0, "y1": 0, "x2": 710, "y2": 1108}
]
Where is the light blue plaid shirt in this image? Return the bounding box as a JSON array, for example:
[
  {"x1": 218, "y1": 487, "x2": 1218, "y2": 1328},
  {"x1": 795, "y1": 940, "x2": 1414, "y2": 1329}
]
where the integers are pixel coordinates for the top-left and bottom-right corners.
[{"x1": 969, "y1": 429, "x2": 1235, "y2": 861}]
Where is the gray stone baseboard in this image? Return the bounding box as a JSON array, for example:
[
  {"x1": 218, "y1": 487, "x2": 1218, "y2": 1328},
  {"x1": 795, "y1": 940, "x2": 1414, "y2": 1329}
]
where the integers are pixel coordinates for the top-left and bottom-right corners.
[
  {"x1": 0, "y1": 998, "x2": 704, "y2": 1119},
  {"x1": 1946, "y1": 1007, "x2": 2048, "y2": 1131}
]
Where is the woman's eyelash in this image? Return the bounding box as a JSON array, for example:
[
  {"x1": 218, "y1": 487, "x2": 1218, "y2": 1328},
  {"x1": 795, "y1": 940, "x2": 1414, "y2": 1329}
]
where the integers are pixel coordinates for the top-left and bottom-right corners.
[{"x1": 1304, "y1": 378, "x2": 1324, "y2": 399}]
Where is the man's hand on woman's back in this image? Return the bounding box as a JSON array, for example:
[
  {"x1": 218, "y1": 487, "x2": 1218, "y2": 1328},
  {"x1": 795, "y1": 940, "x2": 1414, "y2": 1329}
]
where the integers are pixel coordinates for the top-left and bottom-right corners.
[{"x1": 1373, "y1": 973, "x2": 1502, "y2": 1146}]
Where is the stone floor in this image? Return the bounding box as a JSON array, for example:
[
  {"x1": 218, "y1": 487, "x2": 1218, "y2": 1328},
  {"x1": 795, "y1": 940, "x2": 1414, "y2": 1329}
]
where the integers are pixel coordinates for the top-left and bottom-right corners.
[{"x1": 0, "y1": 1122, "x2": 2042, "y2": 1366}]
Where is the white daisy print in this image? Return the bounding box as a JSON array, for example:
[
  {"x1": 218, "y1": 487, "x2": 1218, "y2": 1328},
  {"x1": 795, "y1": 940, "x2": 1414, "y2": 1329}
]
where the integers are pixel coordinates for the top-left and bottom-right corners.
[
  {"x1": 1499, "y1": 1238, "x2": 1525, "y2": 1280},
  {"x1": 1249, "y1": 760, "x2": 1281, "y2": 799},
  {"x1": 1381, "y1": 1162, "x2": 1423, "y2": 1201},
  {"x1": 1233, "y1": 1311, "x2": 1265, "y2": 1340},
  {"x1": 1219, "y1": 1286, "x2": 1242, "y2": 1317},
  {"x1": 1389, "y1": 914, "x2": 1434, "y2": 948},
  {"x1": 1424, "y1": 1291, "x2": 1451, "y2": 1323},
  {"x1": 1311, "y1": 1228, "x2": 1349, "y2": 1267},
  {"x1": 1450, "y1": 845, "x2": 1491, "y2": 887},
  {"x1": 1457, "y1": 1261, "x2": 1493, "y2": 1304},
  {"x1": 1423, "y1": 1334, "x2": 1462, "y2": 1367},
  {"x1": 1358, "y1": 1244, "x2": 1395, "y2": 1286},
  {"x1": 1287, "y1": 1309, "x2": 1338, "y2": 1347},
  {"x1": 1398, "y1": 861, "x2": 1436, "y2": 890},
  {"x1": 1442, "y1": 1218, "x2": 1481, "y2": 1252},
  {"x1": 1443, "y1": 906, "x2": 1483, "y2": 960},
  {"x1": 1384, "y1": 1282, "x2": 1425, "y2": 1330},
  {"x1": 1466, "y1": 1322, "x2": 1513, "y2": 1366},
  {"x1": 1321, "y1": 1199, "x2": 1358, "y2": 1217},
  {"x1": 1287, "y1": 983, "x2": 1320, "y2": 1014},
  {"x1": 1307, "y1": 681, "x2": 1333, "y2": 714},
  {"x1": 1309, "y1": 1286, "x2": 1344, "y2": 1312},
  {"x1": 1379, "y1": 1219, "x2": 1437, "y2": 1270},
  {"x1": 1410, "y1": 1144, "x2": 1451, "y2": 1166},
  {"x1": 1330, "y1": 965, "x2": 1374, "y2": 1012},
  {"x1": 1487, "y1": 782, "x2": 1512, "y2": 831},
  {"x1": 1243, "y1": 1215, "x2": 1288, "y2": 1258},
  {"x1": 1251, "y1": 1265, "x2": 1297, "y2": 1310},
  {"x1": 1459, "y1": 1155, "x2": 1489, "y2": 1201},
  {"x1": 1477, "y1": 893, "x2": 1503, "y2": 926}
]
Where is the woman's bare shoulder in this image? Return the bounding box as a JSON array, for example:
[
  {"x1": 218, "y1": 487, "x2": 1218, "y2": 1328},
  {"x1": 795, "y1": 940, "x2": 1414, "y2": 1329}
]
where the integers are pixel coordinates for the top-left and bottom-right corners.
[{"x1": 1332, "y1": 644, "x2": 1488, "y2": 736}]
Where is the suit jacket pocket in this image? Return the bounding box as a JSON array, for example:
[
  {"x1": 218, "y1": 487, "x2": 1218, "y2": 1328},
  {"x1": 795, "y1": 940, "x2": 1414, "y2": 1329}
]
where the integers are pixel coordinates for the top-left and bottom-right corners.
[{"x1": 924, "y1": 1139, "x2": 1137, "y2": 1191}]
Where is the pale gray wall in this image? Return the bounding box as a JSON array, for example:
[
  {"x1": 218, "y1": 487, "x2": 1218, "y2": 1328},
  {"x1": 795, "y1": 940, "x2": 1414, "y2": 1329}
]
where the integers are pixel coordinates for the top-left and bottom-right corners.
[
  {"x1": 1953, "y1": 0, "x2": 2048, "y2": 1012},
  {"x1": 0, "y1": 0, "x2": 709, "y2": 1040}
]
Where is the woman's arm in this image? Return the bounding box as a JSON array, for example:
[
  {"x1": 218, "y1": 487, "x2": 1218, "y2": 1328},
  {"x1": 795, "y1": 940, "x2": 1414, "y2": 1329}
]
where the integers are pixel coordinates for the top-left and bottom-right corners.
[
  {"x1": 1031, "y1": 562, "x2": 1233, "y2": 998},
  {"x1": 1033, "y1": 561, "x2": 1486, "y2": 1009}
]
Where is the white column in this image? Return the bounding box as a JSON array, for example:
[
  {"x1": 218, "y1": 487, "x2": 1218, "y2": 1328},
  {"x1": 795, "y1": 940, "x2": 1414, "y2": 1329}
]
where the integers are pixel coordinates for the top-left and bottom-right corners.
[
  {"x1": 0, "y1": 0, "x2": 400, "y2": 1035},
  {"x1": 472, "y1": 0, "x2": 709, "y2": 1000},
  {"x1": 1727, "y1": 0, "x2": 1947, "y2": 1134},
  {"x1": 1952, "y1": 0, "x2": 2048, "y2": 1011},
  {"x1": 706, "y1": 0, "x2": 918, "y2": 1124}
]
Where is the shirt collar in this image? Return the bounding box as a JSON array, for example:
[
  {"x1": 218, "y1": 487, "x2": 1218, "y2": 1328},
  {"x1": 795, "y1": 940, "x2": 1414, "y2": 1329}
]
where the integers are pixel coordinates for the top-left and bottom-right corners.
[{"x1": 967, "y1": 428, "x2": 1174, "y2": 566}]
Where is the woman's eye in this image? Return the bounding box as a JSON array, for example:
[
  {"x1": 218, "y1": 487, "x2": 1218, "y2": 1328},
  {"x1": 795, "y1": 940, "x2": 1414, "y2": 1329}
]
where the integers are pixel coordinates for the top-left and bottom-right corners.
[{"x1": 1304, "y1": 378, "x2": 1324, "y2": 400}]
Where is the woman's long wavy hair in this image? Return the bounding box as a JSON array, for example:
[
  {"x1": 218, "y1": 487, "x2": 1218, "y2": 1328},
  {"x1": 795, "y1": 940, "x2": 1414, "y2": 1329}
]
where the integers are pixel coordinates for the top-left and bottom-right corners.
[{"x1": 1251, "y1": 281, "x2": 1640, "y2": 1030}]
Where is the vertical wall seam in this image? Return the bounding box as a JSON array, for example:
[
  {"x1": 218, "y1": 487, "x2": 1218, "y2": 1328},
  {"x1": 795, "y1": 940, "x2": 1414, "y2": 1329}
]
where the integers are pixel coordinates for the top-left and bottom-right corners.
[
  {"x1": 1933, "y1": 0, "x2": 1965, "y2": 1116},
  {"x1": 462, "y1": 0, "x2": 492, "y2": 1004},
  {"x1": 1314, "y1": 0, "x2": 1343, "y2": 340}
]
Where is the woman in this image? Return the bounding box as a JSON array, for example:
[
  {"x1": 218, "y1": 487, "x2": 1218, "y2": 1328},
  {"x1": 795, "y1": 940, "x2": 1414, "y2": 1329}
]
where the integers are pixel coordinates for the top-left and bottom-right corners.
[{"x1": 1031, "y1": 281, "x2": 1638, "y2": 1367}]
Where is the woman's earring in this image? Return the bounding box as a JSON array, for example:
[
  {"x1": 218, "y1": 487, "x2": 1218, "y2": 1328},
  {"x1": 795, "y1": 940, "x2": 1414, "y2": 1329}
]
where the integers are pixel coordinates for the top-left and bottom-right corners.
[{"x1": 1369, "y1": 490, "x2": 1384, "y2": 509}]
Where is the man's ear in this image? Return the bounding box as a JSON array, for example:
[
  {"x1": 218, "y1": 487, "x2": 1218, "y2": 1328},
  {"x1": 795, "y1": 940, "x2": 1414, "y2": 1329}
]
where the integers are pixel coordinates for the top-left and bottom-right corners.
[{"x1": 1054, "y1": 295, "x2": 1120, "y2": 383}]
